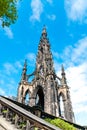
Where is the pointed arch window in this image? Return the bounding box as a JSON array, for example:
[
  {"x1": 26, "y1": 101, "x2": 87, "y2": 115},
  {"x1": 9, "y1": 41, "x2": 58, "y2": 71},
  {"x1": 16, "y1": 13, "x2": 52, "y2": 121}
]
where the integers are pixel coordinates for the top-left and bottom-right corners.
[
  {"x1": 59, "y1": 92, "x2": 65, "y2": 118},
  {"x1": 24, "y1": 90, "x2": 30, "y2": 105},
  {"x1": 35, "y1": 87, "x2": 44, "y2": 110}
]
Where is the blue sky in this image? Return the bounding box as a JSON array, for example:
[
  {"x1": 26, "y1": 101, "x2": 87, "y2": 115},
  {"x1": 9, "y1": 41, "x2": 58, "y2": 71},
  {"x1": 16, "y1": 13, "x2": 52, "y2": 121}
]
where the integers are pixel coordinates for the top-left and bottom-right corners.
[{"x1": 0, "y1": 0, "x2": 87, "y2": 126}]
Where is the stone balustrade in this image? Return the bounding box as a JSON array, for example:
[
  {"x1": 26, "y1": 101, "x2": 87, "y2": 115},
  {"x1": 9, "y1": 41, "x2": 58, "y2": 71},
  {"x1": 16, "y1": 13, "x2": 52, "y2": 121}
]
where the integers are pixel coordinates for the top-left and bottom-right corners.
[{"x1": 0, "y1": 96, "x2": 61, "y2": 130}]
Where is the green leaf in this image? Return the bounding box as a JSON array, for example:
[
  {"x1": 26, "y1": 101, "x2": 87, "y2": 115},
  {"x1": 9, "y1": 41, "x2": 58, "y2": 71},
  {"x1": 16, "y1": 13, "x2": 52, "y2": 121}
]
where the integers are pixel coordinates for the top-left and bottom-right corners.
[{"x1": 0, "y1": 0, "x2": 19, "y2": 27}]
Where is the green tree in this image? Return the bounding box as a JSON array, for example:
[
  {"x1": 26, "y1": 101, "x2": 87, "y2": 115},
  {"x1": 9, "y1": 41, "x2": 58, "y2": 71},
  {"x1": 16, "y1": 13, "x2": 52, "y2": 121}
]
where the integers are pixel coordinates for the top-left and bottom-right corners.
[{"x1": 0, "y1": 0, "x2": 18, "y2": 27}]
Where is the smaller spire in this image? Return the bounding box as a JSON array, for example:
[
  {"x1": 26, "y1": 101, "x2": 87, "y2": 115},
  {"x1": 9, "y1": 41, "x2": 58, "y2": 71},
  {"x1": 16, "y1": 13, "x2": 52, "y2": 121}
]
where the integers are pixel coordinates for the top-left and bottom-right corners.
[
  {"x1": 61, "y1": 64, "x2": 65, "y2": 76},
  {"x1": 21, "y1": 60, "x2": 27, "y2": 82},
  {"x1": 61, "y1": 65, "x2": 67, "y2": 85},
  {"x1": 23, "y1": 59, "x2": 27, "y2": 70}
]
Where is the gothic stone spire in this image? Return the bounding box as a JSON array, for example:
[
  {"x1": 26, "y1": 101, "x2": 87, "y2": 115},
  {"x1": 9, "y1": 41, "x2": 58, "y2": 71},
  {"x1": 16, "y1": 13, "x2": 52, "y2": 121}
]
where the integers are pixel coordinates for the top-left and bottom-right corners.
[
  {"x1": 21, "y1": 59, "x2": 27, "y2": 82},
  {"x1": 36, "y1": 27, "x2": 54, "y2": 78},
  {"x1": 61, "y1": 65, "x2": 67, "y2": 85},
  {"x1": 17, "y1": 27, "x2": 74, "y2": 123}
]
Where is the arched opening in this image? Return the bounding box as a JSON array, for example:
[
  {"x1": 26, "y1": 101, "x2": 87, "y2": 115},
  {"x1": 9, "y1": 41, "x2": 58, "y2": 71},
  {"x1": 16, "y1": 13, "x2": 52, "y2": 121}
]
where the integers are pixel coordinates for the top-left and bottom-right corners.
[
  {"x1": 35, "y1": 87, "x2": 44, "y2": 110},
  {"x1": 59, "y1": 93, "x2": 65, "y2": 118},
  {"x1": 24, "y1": 90, "x2": 30, "y2": 105},
  {"x1": 60, "y1": 96, "x2": 64, "y2": 117},
  {"x1": 28, "y1": 75, "x2": 34, "y2": 82}
]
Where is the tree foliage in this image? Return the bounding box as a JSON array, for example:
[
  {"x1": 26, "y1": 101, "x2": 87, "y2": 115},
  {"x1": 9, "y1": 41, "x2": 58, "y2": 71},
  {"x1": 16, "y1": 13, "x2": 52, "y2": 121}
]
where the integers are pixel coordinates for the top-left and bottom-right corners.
[
  {"x1": 45, "y1": 118, "x2": 76, "y2": 130},
  {"x1": 0, "y1": 0, "x2": 18, "y2": 27}
]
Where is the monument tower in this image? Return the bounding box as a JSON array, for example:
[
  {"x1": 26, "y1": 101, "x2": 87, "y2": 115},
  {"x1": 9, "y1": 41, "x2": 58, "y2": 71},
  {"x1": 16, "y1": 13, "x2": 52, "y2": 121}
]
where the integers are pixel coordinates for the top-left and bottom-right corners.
[{"x1": 17, "y1": 27, "x2": 74, "y2": 122}]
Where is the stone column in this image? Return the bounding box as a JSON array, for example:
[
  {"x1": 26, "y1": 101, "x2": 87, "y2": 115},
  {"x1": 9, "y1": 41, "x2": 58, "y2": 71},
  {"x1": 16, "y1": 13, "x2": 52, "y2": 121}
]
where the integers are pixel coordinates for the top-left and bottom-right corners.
[
  {"x1": 6, "y1": 108, "x2": 9, "y2": 120},
  {"x1": 29, "y1": 97, "x2": 36, "y2": 107},
  {"x1": 15, "y1": 114, "x2": 19, "y2": 128},
  {"x1": 26, "y1": 120, "x2": 30, "y2": 130},
  {"x1": 0, "y1": 104, "x2": 2, "y2": 115}
]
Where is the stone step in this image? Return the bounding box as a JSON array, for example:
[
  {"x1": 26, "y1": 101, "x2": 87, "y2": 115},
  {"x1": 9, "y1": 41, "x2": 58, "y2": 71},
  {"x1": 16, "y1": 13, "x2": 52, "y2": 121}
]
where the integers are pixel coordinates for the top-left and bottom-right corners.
[{"x1": 0, "y1": 115, "x2": 20, "y2": 130}]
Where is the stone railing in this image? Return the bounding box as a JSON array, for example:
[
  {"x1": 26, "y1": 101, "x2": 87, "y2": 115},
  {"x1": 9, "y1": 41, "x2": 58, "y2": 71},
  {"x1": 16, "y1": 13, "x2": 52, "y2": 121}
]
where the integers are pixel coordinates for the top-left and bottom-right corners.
[{"x1": 0, "y1": 96, "x2": 61, "y2": 130}]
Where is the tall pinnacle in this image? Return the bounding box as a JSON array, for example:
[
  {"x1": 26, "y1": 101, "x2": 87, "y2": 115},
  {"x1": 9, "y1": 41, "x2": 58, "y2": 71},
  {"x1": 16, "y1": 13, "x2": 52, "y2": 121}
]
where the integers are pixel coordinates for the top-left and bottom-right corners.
[
  {"x1": 61, "y1": 64, "x2": 65, "y2": 76},
  {"x1": 36, "y1": 26, "x2": 54, "y2": 76},
  {"x1": 61, "y1": 65, "x2": 67, "y2": 85},
  {"x1": 39, "y1": 26, "x2": 50, "y2": 46},
  {"x1": 23, "y1": 59, "x2": 27, "y2": 70},
  {"x1": 21, "y1": 60, "x2": 27, "y2": 82}
]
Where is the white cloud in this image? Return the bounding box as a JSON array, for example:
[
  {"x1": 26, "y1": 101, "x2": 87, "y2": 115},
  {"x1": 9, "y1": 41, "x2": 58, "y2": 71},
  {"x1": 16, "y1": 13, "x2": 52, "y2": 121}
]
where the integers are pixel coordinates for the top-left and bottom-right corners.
[
  {"x1": 52, "y1": 51, "x2": 60, "y2": 59},
  {"x1": 65, "y1": 0, "x2": 87, "y2": 23},
  {"x1": 0, "y1": 20, "x2": 13, "y2": 38},
  {"x1": 0, "y1": 58, "x2": 36, "y2": 97},
  {"x1": 55, "y1": 36, "x2": 87, "y2": 125},
  {"x1": 15, "y1": 61, "x2": 22, "y2": 69},
  {"x1": 47, "y1": 14, "x2": 56, "y2": 21},
  {"x1": 0, "y1": 61, "x2": 22, "y2": 97},
  {"x1": 30, "y1": 0, "x2": 43, "y2": 22},
  {"x1": 3, "y1": 62, "x2": 18, "y2": 75},
  {"x1": 2, "y1": 60, "x2": 23, "y2": 76},
  {"x1": 0, "y1": 20, "x2": 2, "y2": 26},
  {"x1": 71, "y1": 37, "x2": 87, "y2": 62},
  {"x1": 26, "y1": 53, "x2": 36, "y2": 62},
  {"x1": 0, "y1": 79, "x2": 4, "y2": 85},
  {"x1": 65, "y1": 63, "x2": 87, "y2": 125},
  {"x1": 66, "y1": 63, "x2": 87, "y2": 112},
  {"x1": 47, "y1": 0, "x2": 53, "y2": 4},
  {"x1": 61, "y1": 36, "x2": 87, "y2": 66},
  {"x1": 4, "y1": 27, "x2": 13, "y2": 39},
  {"x1": 0, "y1": 88, "x2": 6, "y2": 95},
  {"x1": 26, "y1": 53, "x2": 36, "y2": 67}
]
